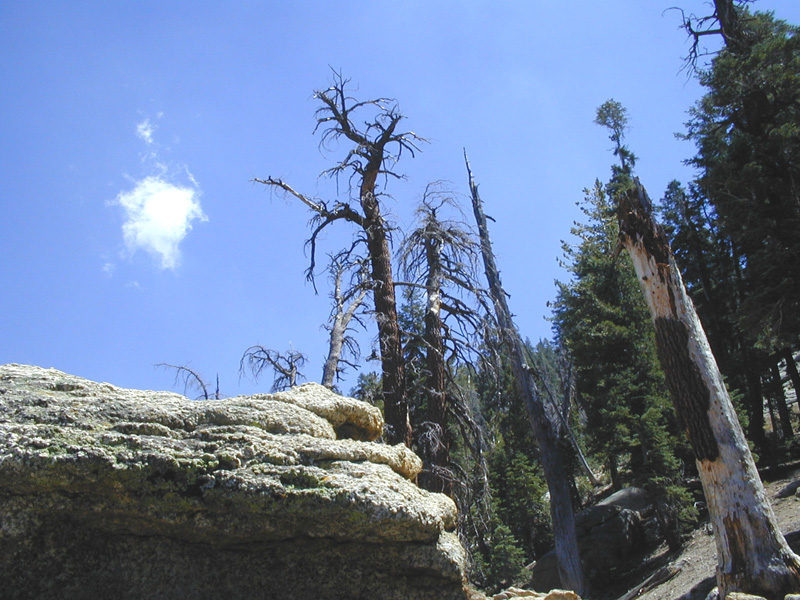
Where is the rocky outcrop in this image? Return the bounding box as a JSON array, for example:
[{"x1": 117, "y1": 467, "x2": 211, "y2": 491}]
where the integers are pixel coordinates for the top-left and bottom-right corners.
[{"x1": 0, "y1": 364, "x2": 468, "y2": 599}]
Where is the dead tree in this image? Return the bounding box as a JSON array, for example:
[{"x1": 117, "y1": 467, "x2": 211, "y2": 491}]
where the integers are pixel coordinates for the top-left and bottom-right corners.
[
  {"x1": 321, "y1": 251, "x2": 369, "y2": 389},
  {"x1": 671, "y1": 0, "x2": 754, "y2": 68},
  {"x1": 465, "y1": 152, "x2": 587, "y2": 597},
  {"x1": 240, "y1": 345, "x2": 307, "y2": 392},
  {"x1": 781, "y1": 348, "x2": 800, "y2": 416},
  {"x1": 768, "y1": 358, "x2": 794, "y2": 441},
  {"x1": 617, "y1": 177, "x2": 800, "y2": 600},
  {"x1": 523, "y1": 347, "x2": 601, "y2": 487},
  {"x1": 399, "y1": 184, "x2": 486, "y2": 494},
  {"x1": 155, "y1": 363, "x2": 220, "y2": 400},
  {"x1": 254, "y1": 72, "x2": 424, "y2": 446}
]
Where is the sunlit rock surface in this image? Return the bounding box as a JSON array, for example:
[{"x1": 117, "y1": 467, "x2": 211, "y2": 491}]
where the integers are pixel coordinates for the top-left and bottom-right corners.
[{"x1": 0, "y1": 364, "x2": 467, "y2": 599}]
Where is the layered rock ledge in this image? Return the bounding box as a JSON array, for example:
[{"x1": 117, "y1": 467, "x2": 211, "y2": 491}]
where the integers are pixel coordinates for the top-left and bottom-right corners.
[{"x1": 0, "y1": 364, "x2": 468, "y2": 599}]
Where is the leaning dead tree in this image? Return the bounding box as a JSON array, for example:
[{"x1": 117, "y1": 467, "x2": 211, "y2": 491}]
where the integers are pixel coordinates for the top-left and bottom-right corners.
[
  {"x1": 465, "y1": 152, "x2": 587, "y2": 597},
  {"x1": 618, "y1": 178, "x2": 800, "y2": 600},
  {"x1": 254, "y1": 72, "x2": 424, "y2": 446},
  {"x1": 320, "y1": 251, "x2": 369, "y2": 390},
  {"x1": 523, "y1": 347, "x2": 601, "y2": 487},
  {"x1": 240, "y1": 345, "x2": 307, "y2": 392}
]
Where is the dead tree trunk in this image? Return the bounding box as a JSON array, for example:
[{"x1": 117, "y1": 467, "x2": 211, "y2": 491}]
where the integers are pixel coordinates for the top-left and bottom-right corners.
[
  {"x1": 618, "y1": 177, "x2": 800, "y2": 600},
  {"x1": 399, "y1": 187, "x2": 486, "y2": 495},
  {"x1": 782, "y1": 348, "x2": 800, "y2": 426},
  {"x1": 769, "y1": 360, "x2": 794, "y2": 440},
  {"x1": 465, "y1": 151, "x2": 587, "y2": 597},
  {"x1": 255, "y1": 73, "x2": 423, "y2": 447},
  {"x1": 362, "y1": 190, "x2": 411, "y2": 446},
  {"x1": 420, "y1": 233, "x2": 451, "y2": 493},
  {"x1": 321, "y1": 255, "x2": 368, "y2": 389},
  {"x1": 525, "y1": 347, "x2": 601, "y2": 487}
]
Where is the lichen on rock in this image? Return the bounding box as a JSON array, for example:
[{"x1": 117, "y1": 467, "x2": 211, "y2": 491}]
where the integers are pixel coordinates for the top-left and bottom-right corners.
[{"x1": 0, "y1": 364, "x2": 468, "y2": 599}]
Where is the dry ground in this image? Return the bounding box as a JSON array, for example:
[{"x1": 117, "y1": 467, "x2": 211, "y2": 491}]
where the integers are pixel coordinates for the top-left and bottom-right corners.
[{"x1": 604, "y1": 465, "x2": 800, "y2": 600}]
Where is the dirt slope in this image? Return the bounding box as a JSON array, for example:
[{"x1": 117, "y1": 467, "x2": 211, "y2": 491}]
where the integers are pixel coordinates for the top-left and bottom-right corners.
[{"x1": 626, "y1": 467, "x2": 800, "y2": 600}]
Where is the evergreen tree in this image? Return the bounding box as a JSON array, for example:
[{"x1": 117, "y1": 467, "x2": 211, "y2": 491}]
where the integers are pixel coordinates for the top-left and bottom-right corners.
[
  {"x1": 684, "y1": 10, "x2": 800, "y2": 352},
  {"x1": 468, "y1": 336, "x2": 554, "y2": 591},
  {"x1": 666, "y1": 9, "x2": 800, "y2": 452},
  {"x1": 552, "y1": 180, "x2": 694, "y2": 547}
]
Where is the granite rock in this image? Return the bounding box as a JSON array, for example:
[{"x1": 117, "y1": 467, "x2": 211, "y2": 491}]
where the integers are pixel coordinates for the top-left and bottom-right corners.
[{"x1": 0, "y1": 364, "x2": 467, "y2": 599}]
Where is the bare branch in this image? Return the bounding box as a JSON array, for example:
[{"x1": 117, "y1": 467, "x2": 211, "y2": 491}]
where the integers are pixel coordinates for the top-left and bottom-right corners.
[
  {"x1": 666, "y1": 0, "x2": 756, "y2": 72},
  {"x1": 252, "y1": 177, "x2": 324, "y2": 213},
  {"x1": 240, "y1": 345, "x2": 307, "y2": 392},
  {"x1": 155, "y1": 363, "x2": 216, "y2": 400}
]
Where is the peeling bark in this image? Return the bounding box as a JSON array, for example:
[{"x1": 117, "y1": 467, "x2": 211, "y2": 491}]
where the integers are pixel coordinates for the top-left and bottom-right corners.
[{"x1": 618, "y1": 178, "x2": 800, "y2": 600}]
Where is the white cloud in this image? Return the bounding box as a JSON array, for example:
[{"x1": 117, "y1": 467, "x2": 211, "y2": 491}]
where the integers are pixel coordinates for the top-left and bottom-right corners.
[
  {"x1": 136, "y1": 118, "x2": 155, "y2": 144},
  {"x1": 116, "y1": 176, "x2": 207, "y2": 270}
]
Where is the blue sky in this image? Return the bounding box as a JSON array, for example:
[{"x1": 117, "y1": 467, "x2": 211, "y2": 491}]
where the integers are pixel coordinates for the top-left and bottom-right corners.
[{"x1": 2, "y1": 1, "x2": 798, "y2": 397}]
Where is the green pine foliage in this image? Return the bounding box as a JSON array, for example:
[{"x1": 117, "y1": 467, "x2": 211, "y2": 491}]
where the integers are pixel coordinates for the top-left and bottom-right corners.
[
  {"x1": 552, "y1": 181, "x2": 695, "y2": 544},
  {"x1": 466, "y1": 339, "x2": 556, "y2": 591},
  {"x1": 350, "y1": 371, "x2": 382, "y2": 410},
  {"x1": 470, "y1": 520, "x2": 528, "y2": 593},
  {"x1": 487, "y1": 437, "x2": 553, "y2": 560},
  {"x1": 684, "y1": 10, "x2": 800, "y2": 352}
]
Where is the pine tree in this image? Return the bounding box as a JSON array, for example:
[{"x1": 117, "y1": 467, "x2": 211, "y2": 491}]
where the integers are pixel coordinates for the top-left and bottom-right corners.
[
  {"x1": 684, "y1": 10, "x2": 800, "y2": 352},
  {"x1": 552, "y1": 182, "x2": 693, "y2": 546}
]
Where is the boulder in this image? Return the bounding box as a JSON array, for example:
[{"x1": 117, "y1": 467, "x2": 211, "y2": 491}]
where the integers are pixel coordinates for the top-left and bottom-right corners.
[
  {"x1": 776, "y1": 479, "x2": 800, "y2": 499},
  {"x1": 526, "y1": 487, "x2": 656, "y2": 591},
  {"x1": 0, "y1": 364, "x2": 468, "y2": 599}
]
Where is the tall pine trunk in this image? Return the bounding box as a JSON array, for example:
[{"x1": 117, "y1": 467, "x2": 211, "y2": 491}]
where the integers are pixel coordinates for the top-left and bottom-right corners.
[
  {"x1": 418, "y1": 235, "x2": 451, "y2": 493},
  {"x1": 466, "y1": 152, "x2": 587, "y2": 597},
  {"x1": 782, "y1": 349, "x2": 800, "y2": 400},
  {"x1": 361, "y1": 187, "x2": 411, "y2": 447},
  {"x1": 618, "y1": 178, "x2": 800, "y2": 600}
]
